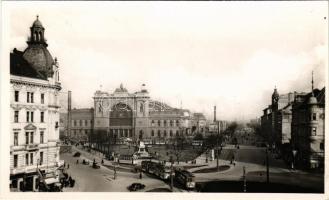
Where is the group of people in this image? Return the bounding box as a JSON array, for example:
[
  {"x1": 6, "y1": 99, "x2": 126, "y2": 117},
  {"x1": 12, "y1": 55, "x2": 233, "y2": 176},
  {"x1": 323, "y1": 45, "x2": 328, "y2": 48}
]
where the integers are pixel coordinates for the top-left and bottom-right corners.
[{"x1": 60, "y1": 171, "x2": 75, "y2": 188}]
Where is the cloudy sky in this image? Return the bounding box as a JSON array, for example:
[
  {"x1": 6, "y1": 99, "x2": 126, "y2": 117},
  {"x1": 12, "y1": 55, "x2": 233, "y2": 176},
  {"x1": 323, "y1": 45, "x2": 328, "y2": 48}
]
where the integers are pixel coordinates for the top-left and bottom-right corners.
[{"x1": 5, "y1": 1, "x2": 328, "y2": 121}]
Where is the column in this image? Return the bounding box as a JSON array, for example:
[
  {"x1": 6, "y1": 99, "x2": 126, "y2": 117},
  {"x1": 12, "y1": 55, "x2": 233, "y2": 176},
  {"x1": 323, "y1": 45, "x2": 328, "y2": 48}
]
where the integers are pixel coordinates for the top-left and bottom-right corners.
[{"x1": 33, "y1": 175, "x2": 38, "y2": 191}]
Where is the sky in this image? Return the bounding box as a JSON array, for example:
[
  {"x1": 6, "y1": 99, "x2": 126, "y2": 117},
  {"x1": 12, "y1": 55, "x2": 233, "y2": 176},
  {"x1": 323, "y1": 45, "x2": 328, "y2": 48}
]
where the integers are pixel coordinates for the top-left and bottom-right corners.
[{"x1": 5, "y1": 1, "x2": 328, "y2": 121}]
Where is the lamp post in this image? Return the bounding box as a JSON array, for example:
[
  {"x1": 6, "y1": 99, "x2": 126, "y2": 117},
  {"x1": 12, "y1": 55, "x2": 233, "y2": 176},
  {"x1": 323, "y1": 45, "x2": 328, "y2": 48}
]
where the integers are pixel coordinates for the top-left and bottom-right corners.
[
  {"x1": 243, "y1": 166, "x2": 246, "y2": 192},
  {"x1": 266, "y1": 144, "x2": 269, "y2": 184},
  {"x1": 170, "y1": 155, "x2": 174, "y2": 192}
]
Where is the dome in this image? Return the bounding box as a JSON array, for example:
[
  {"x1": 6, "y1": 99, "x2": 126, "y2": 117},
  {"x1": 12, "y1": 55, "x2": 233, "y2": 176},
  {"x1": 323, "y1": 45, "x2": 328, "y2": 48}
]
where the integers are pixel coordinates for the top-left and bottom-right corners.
[
  {"x1": 23, "y1": 45, "x2": 54, "y2": 77},
  {"x1": 308, "y1": 96, "x2": 318, "y2": 105},
  {"x1": 114, "y1": 83, "x2": 128, "y2": 93},
  {"x1": 32, "y1": 16, "x2": 43, "y2": 28},
  {"x1": 272, "y1": 88, "x2": 279, "y2": 99}
]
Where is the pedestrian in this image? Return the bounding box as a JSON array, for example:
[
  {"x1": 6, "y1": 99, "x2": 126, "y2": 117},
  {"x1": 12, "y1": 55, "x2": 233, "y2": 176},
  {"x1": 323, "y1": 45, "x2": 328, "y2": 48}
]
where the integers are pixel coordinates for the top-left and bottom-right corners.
[
  {"x1": 64, "y1": 162, "x2": 66, "y2": 168},
  {"x1": 67, "y1": 164, "x2": 70, "y2": 169},
  {"x1": 101, "y1": 159, "x2": 104, "y2": 165},
  {"x1": 139, "y1": 170, "x2": 142, "y2": 179},
  {"x1": 114, "y1": 167, "x2": 117, "y2": 180},
  {"x1": 76, "y1": 159, "x2": 79, "y2": 164}
]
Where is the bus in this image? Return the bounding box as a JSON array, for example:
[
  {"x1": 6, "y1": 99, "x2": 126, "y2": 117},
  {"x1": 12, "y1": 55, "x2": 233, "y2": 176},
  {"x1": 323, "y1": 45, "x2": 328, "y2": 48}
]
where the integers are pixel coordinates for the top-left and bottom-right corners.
[{"x1": 174, "y1": 169, "x2": 196, "y2": 189}]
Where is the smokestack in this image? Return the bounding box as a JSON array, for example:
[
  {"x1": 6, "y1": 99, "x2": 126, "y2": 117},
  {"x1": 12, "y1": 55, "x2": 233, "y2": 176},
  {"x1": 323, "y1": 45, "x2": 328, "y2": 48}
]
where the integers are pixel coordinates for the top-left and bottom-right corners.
[
  {"x1": 67, "y1": 91, "x2": 72, "y2": 138},
  {"x1": 214, "y1": 105, "x2": 216, "y2": 122}
]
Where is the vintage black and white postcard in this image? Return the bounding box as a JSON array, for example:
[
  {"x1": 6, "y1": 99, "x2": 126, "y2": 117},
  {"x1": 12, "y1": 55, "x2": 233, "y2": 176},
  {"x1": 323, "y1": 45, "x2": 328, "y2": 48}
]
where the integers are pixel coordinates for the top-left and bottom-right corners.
[{"x1": 0, "y1": 1, "x2": 328, "y2": 200}]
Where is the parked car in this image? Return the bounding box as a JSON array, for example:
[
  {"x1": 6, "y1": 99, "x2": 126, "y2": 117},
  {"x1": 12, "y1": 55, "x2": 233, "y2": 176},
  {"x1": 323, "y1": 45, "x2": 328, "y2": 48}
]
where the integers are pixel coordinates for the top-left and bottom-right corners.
[{"x1": 127, "y1": 183, "x2": 145, "y2": 191}]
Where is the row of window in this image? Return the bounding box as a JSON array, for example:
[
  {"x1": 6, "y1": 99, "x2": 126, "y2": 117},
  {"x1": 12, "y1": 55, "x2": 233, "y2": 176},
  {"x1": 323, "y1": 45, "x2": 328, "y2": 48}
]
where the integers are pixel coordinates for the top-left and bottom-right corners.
[
  {"x1": 71, "y1": 129, "x2": 90, "y2": 135},
  {"x1": 72, "y1": 119, "x2": 93, "y2": 127},
  {"x1": 151, "y1": 129, "x2": 181, "y2": 137},
  {"x1": 14, "y1": 91, "x2": 45, "y2": 104},
  {"x1": 14, "y1": 110, "x2": 45, "y2": 123},
  {"x1": 13, "y1": 152, "x2": 44, "y2": 168},
  {"x1": 13, "y1": 131, "x2": 44, "y2": 146},
  {"x1": 151, "y1": 120, "x2": 180, "y2": 127}
]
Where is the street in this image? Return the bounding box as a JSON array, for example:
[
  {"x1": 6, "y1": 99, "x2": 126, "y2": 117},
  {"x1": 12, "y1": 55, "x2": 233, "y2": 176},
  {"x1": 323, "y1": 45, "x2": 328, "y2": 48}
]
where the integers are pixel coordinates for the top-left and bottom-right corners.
[
  {"x1": 60, "y1": 152, "x2": 171, "y2": 192},
  {"x1": 59, "y1": 144, "x2": 323, "y2": 192}
]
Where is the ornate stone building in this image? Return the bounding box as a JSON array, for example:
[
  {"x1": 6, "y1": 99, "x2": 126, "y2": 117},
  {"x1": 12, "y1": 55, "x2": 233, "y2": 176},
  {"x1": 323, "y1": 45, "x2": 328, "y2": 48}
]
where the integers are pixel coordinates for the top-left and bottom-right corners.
[
  {"x1": 291, "y1": 83, "x2": 325, "y2": 169},
  {"x1": 10, "y1": 16, "x2": 63, "y2": 191},
  {"x1": 92, "y1": 84, "x2": 206, "y2": 144}
]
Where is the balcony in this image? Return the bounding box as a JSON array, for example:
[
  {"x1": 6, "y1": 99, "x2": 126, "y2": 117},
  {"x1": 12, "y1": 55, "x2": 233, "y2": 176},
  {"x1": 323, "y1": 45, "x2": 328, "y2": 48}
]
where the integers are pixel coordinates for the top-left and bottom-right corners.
[
  {"x1": 48, "y1": 104, "x2": 60, "y2": 109},
  {"x1": 26, "y1": 144, "x2": 39, "y2": 150}
]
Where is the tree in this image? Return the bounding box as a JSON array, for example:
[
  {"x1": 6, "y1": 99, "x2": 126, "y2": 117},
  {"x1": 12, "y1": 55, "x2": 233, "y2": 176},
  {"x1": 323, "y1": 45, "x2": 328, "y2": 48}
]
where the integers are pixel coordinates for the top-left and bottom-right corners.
[
  {"x1": 194, "y1": 133, "x2": 204, "y2": 141},
  {"x1": 172, "y1": 135, "x2": 187, "y2": 164},
  {"x1": 204, "y1": 134, "x2": 223, "y2": 149}
]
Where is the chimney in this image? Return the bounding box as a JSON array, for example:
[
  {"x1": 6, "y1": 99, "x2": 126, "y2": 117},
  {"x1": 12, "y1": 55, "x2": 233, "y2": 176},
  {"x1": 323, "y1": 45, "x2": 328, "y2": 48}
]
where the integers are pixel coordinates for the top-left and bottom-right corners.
[
  {"x1": 67, "y1": 91, "x2": 72, "y2": 137},
  {"x1": 214, "y1": 105, "x2": 216, "y2": 122}
]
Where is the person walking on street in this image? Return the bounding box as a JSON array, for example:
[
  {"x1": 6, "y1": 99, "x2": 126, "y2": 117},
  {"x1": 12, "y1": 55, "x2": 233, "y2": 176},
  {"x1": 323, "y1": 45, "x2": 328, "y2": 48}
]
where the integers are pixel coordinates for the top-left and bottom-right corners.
[
  {"x1": 114, "y1": 166, "x2": 117, "y2": 180},
  {"x1": 67, "y1": 164, "x2": 70, "y2": 169},
  {"x1": 139, "y1": 170, "x2": 142, "y2": 179}
]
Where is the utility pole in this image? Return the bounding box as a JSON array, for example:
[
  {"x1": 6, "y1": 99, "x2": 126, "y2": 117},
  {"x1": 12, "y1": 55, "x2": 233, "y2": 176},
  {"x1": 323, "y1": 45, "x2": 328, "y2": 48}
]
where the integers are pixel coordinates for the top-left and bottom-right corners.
[
  {"x1": 266, "y1": 146, "x2": 269, "y2": 183},
  {"x1": 217, "y1": 120, "x2": 219, "y2": 171},
  {"x1": 243, "y1": 166, "x2": 246, "y2": 192}
]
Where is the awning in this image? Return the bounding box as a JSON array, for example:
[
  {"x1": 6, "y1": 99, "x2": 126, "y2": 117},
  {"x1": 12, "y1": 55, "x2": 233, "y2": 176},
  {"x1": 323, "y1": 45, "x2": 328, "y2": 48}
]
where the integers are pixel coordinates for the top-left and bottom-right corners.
[{"x1": 44, "y1": 177, "x2": 59, "y2": 185}]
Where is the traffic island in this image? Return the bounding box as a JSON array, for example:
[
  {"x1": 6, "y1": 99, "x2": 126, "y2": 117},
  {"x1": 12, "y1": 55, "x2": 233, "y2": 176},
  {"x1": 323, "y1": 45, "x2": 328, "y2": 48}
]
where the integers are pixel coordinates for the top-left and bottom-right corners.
[{"x1": 193, "y1": 165, "x2": 230, "y2": 173}]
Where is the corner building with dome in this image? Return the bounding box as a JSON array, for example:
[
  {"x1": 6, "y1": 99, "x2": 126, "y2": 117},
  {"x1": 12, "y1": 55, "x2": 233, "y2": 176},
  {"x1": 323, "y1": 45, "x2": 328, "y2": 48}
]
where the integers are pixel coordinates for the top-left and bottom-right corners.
[{"x1": 10, "y1": 16, "x2": 63, "y2": 191}]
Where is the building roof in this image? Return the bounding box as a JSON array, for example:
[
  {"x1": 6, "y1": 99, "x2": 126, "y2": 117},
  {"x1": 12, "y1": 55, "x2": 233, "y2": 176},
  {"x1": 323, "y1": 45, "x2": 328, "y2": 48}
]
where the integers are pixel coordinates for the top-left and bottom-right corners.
[
  {"x1": 23, "y1": 44, "x2": 54, "y2": 78},
  {"x1": 193, "y1": 113, "x2": 206, "y2": 120},
  {"x1": 32, "y1": 16, "x2": 43, "y2": 28},
  {"x1": 293, "y1": 88, "x2": 325, "y2": 109},
  {"x1": 149, "y1": 100, "x2": 173, "y2": 111},
  {"x1": 114, "y1": 83, "x2": 128, "y2": 93},
  {"x1": 10, "y1": 48, "x2": 47, "y2": 80}
]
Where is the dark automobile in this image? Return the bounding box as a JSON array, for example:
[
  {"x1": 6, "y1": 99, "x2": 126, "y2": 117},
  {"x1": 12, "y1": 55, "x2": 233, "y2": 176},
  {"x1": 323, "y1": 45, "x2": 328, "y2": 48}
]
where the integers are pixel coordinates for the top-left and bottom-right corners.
[
  {"x1": 92, "y1": 162, "x2": 100, "y2": 169},
  {"x1": 127, "y1": 183, "x2": 145, "y2": 191},
  {"x1": 73, "y1": 152, "x2": 81, "y2": 157},
  {"x1": 82, "y1": 159, "x2": 90, "y2": 165}
]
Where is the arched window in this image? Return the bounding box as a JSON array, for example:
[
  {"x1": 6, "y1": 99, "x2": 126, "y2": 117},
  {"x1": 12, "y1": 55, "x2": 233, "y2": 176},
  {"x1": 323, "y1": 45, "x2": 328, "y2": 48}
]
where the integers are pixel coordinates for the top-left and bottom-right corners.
[
  {"x1": 176, "y1": 130, "x2": 179, "y2": 136},
  {"x1": 176, "y1": 120, "x2": 180, "y2": 127},
  {"x1": 164, "y1": 120, "x2": 167, "y2": 127},
  {"x1": 158, "y1": 130, "x2": 161, "y2": 138},
  {"x1": 170, "y1": 130, "x2": 173, "y2": 137},
  {"x1": 33, "y1": 32, "x2": 37, "y2": 41},
  {"x1": 140, "y1": 103, "x2": 144, "y2": 113},
  {"x1": 139, "y1": 130, "x2": 143, "y2": 139},
  {"x1": 151, "y1": 120, "x2": 155, "y2": 127},
  {"x1": 170, "y1": 120, "x2": 173, "y2": 127},
  {"x1": 151, "y1": 130, "x2": 155, "y2": 137},
  {"x1": 39, "y1": 32, "x2": 42, "y2": 41},
  {"x1": 158, "y1": 120, "x2": 161, "y2": 127},
  {"x1": 35, "y1": 32, "x2": 39, "y2": 41},
  {"x1": 164, "y1": 130, "x2": 167, "y2": 137}
]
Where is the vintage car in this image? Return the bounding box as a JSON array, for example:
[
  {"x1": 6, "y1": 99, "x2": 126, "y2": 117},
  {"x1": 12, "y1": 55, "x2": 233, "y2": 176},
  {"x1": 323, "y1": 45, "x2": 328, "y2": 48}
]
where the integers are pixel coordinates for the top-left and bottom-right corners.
[{"x1": 127, "y1": 183, "x2": 145, "y2": 192}]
